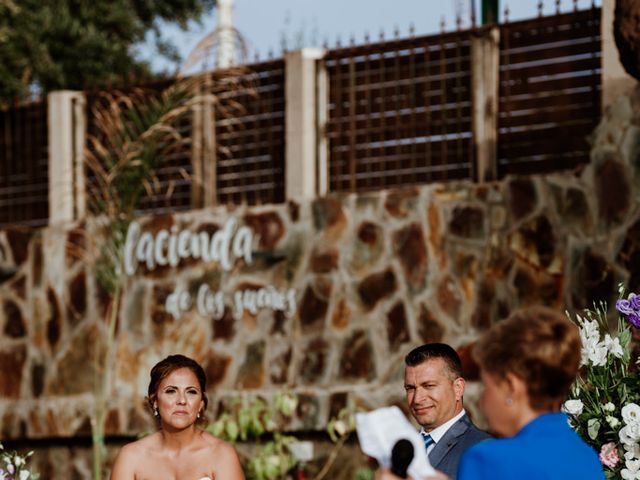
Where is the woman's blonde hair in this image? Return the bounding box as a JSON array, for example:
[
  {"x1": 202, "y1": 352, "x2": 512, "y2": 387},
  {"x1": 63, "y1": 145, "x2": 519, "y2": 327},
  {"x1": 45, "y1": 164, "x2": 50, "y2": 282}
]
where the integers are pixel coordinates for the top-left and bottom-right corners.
[{"x1": 473, "y1": 306, "x2": 581, "y2": 411}]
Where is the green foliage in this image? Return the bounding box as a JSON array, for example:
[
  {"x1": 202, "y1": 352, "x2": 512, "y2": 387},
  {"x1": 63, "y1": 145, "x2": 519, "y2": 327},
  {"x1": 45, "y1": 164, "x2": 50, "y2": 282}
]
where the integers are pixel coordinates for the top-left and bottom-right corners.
[
  {"x1": 0, "y1": 0, "x2": 215, "y2": 104},
  {"x1": 206, "y1": 391, "x2": 299, "y2": 480},
  {"x1": 205, "y1": 392, "x2": 374, "y2": 480},
  {"x1": 246, "y1": 434, "x2": 298, "y2": 480},
  {"x1": 326, "y1": 400, "x2": 358, "y2": 443},
  {"x1": 355, "y1": 467, "x2": 375, "y2": 480}
]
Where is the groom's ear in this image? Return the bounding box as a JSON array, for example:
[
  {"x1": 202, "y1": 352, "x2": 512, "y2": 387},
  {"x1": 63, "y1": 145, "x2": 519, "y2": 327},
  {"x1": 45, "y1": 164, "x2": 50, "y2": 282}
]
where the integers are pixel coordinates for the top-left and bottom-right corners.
[{"x1": 453, "y1": 376, "x2": 466, "y2": 400}]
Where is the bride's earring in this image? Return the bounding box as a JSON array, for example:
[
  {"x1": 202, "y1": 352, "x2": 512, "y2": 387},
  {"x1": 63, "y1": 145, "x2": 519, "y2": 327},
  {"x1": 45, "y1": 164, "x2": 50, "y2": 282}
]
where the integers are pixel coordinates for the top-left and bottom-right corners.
[{"x1": 154, "y1": 407, "x2": 160, "y2": 417}]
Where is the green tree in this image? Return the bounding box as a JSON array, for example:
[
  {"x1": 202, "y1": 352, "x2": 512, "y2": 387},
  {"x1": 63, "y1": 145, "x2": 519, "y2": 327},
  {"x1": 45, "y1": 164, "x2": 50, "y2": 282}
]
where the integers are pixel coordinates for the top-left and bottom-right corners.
[{"x1": 0, "y1": 0, "x2": 215, "y2": 105}]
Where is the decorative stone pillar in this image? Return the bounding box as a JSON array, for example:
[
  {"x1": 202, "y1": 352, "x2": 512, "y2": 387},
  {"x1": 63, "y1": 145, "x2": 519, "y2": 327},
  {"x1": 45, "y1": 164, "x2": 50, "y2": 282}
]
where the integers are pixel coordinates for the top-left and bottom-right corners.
[{"x1": 47, "y1": 91, "x2": 86, "y2": 224}]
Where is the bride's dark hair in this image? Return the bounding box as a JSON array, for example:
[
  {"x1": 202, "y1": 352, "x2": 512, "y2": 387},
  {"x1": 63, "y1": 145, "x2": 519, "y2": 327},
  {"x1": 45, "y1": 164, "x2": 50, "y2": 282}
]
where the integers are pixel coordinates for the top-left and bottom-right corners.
[{"x1": 146, "y1": 354, "x2": 209, "y2": 415}]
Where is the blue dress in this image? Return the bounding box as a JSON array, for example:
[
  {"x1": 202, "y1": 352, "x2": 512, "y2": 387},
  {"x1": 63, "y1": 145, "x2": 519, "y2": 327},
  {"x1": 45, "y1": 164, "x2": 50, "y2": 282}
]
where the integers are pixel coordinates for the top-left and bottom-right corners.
[{"x1": 458, "y1": 413, "x2": 604, "y2": 480}]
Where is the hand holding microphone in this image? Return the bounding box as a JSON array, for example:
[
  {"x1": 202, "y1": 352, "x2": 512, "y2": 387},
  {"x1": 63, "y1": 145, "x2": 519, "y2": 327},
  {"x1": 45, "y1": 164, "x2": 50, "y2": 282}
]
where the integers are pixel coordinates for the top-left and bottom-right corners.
[
  {"x1": 375, "y1": 439, "x2": 449, "y2": 480},
  {"x1": 390, "y1": 439, "x2": 414, "y2": 478}
]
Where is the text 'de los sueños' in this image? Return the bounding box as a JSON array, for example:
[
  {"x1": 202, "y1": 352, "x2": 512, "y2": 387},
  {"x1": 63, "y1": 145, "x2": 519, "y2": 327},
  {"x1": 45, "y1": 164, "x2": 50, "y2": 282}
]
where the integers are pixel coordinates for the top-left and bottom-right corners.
[{"x1": 166, "y1": 284, "x2": 297, "y2": 320}]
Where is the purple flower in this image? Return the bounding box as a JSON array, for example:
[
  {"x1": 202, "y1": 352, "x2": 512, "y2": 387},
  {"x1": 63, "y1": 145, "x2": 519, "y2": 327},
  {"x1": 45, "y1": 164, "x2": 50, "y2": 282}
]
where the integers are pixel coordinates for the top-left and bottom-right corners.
[
  {"x1": 631, "y1": 294, "x2": 640, "y2": 310},
  {"x1": 628, "y1": 312, "x2": 640, "y2": 328},
  {"x1": 616, "y1": 299, "x2": 634, "y2": 315}
]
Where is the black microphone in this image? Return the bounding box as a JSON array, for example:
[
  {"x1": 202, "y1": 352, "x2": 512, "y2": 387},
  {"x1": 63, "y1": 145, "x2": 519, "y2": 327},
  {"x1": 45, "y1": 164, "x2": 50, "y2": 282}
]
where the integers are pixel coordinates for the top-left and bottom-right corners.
[{"x1": 390, "y1": 438, "x2": 414, "y2": 479}]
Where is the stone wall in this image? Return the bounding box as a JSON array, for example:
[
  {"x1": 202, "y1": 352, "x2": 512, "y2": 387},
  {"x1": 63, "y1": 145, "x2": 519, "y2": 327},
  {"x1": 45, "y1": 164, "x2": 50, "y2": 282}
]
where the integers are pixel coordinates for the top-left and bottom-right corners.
[{"x1": 2, "y1": 89, "x2": 640, "y2": 477}]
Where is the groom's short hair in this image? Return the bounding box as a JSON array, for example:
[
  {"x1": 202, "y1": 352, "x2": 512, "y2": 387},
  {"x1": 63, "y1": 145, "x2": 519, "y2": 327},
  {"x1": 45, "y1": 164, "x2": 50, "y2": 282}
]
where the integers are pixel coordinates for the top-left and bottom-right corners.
[{"x1": 405, "y1": 343, "x2": 464, "y2": 380}]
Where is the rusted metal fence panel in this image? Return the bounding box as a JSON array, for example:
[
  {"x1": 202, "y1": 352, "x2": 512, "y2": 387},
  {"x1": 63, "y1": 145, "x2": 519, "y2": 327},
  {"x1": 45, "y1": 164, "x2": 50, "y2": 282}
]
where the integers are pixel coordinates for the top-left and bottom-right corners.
[
  {"x1": 324, "y1": 33, "x2": 474, "y2": 192},
  {"x1": 85, "y1": 78, "x2": 193, "y2": 216},
  {"x1": 498, "y1": 7, "x2": 601, "y2": 176},
  {"x1": 212, "y1": 59, "x2": 286, "y2": 205},
  {"x1": 0, "y1": 101, "x2": 49, "y2": 227},
  {"x1": 84, "y1": 61, "x2": 286, "y2": 215}
]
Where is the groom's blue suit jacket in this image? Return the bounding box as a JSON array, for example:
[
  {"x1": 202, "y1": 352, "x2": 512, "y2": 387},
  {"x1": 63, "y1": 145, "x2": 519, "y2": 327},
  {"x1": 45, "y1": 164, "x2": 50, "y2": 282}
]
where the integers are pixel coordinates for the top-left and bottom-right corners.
[{"x1": 428, "y1": 413, "x2": 491, "y2": 479}]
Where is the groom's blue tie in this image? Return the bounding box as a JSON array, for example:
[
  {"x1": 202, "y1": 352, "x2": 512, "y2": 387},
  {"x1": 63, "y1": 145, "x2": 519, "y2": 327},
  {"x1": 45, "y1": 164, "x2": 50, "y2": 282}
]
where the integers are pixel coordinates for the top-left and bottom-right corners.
[{"x1": 422, "y1": 432, "x2": 435, "y2": 451}]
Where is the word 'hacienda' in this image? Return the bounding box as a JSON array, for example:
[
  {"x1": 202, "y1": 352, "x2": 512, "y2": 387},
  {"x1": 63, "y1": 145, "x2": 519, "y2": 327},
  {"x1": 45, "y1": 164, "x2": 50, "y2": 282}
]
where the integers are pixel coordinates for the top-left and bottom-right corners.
[{"x1": 124, "y1": 218, "x2": 253, "y2": 275}]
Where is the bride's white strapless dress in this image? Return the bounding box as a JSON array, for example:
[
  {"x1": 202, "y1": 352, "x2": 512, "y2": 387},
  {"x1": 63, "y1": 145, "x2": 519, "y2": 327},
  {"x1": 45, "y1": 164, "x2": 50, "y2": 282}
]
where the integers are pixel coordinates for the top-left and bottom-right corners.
[{"x1": 198, "y1": 477, "x2": 212, "y2": 480}]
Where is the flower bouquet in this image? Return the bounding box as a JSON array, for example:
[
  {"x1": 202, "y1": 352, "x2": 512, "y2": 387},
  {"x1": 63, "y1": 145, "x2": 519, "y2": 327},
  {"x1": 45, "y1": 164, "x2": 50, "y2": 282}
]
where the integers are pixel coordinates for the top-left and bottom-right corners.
[
  {"x1": 563, "y1": 287, "x2": 640, "y2": 480},
  {"x1": 0, "y1": 442, "x2": 39, "y2": 480}
]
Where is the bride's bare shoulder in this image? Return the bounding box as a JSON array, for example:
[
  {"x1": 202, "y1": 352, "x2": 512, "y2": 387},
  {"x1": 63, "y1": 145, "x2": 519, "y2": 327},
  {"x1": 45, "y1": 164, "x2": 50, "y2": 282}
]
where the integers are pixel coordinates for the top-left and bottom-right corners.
[
  {"x1": 118, "y1": 433, "x2": 161, "y2": 456},
  {"x1": 198, "y1": 431, "x2": 244, "y2": 479},
  {"x1": 199, "y1": 430, "x2": 234, "y2": 451},
  {"x1": 111, "y1": 433, "x2": 163, "y2": 479}
]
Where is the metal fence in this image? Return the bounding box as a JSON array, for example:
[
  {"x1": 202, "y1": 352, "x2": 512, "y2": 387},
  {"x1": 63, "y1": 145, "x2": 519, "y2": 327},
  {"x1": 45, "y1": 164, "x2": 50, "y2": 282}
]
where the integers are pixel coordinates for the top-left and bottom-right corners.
[
  {"x1": 324, "y1": 31, "x2": 473, "y2": 193},
  {"x1": 0, "y1": 101, "x2": 49, "y2": 227},
  {"x1": 83, "y1": 60, "x2": 286, "y2": 215},
  {"x1": 498, "y1": 8, "x2": 601, "y2": 176},
  {"x1": 85, "y1": 79, "x2": 195, "y2": 216},
  {"x1": 213, "y1": 59, "x2": 286, "y2": 205},
  {"x1": 0, "y1": 6, "x2": 603, "y2": 226}
]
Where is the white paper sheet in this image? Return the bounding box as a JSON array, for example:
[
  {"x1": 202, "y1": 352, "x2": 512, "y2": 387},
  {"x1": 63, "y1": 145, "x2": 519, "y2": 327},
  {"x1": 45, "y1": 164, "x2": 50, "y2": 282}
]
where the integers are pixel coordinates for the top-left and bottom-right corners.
[{"x1": 355, "y1": 406, "x2": 436, "y2": 479}]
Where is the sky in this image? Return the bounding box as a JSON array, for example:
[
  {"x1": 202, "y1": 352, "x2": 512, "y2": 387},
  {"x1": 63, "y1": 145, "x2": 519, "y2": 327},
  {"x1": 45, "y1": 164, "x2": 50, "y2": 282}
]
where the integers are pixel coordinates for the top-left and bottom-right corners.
[{"x1": 139, "y1": 0, "x2": 602, "y2": 74}]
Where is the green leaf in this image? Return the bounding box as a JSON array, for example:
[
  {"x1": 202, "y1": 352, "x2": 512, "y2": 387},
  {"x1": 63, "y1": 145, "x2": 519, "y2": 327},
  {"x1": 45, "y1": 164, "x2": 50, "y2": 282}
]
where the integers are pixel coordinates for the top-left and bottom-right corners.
[
  {"x1": 356, "y1": 468, "x2": 375, "y2": 480},
  {"x1": 587, "y1": 418, "x2": 601, "y2": 440},
  {"x1": 587, "y1": 418, "x2": 600, "y2": 440},
  {"x1": 225, "y1": 419, "x2": 239, "y2": 442}
]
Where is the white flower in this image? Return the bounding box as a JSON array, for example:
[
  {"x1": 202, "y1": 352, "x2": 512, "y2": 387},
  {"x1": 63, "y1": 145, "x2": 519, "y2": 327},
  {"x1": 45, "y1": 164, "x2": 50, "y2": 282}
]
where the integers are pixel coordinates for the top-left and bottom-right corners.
[
  {"x1": 620, "y1": 424, "x2": 640, "y2": 446},
  {"x1": 607, "y1": 415, "x2": 621, "y2": 428},
  {"x1": 266, "y1": 454, "x2": 283, "y2": 469},
  {"x1": 578, "y1": 318, "x2": 608, "y2": 366},
  {"x1": 585, "y1": 341, "x2": 608, "y2": 367},
  {"x1": 604, "y1": 402, "x2": 616, "y2": 412},
  {"x1": 605, "y1": 334, "x2": 625, "y2": 358},
  {"x1": 14, "y1": 456, "x2": 24, "y2": 468},
  {"x1": 580, "y1": 319, "x2": 600, "y2": 341},
  {"x1": 19, "y1": 471, "x2": 30, "y2": 480},
  {"x1": 622, "y1": 455, "x2": 640, "y2": 480},
  {"x1": 621, "y1": 468, "x2": 640, "y2": 480},
  {"x1": 626, "y1": 444, "x2": 640, "y2": 459},
  {"x1": 563, "y1": 399, "x2": 584, "y2": 416},
  {"x1": 623, "y1": 404, "x2": 640, "y2": 426},
  {"x1": 333, "y1": 419, "x2": 348, "y2": 436}
]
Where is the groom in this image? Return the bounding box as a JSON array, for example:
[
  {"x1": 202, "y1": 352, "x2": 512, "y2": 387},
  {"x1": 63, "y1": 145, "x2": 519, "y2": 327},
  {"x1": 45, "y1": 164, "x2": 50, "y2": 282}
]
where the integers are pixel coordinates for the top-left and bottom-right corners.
[{"x1": 403, "y1": 343, "x2": 490, "y2": 479}]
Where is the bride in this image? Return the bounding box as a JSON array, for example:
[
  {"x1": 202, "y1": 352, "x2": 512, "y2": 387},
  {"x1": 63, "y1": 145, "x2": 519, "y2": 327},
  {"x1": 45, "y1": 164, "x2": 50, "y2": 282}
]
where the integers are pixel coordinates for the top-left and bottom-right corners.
[{"x1": 111, "y1": 354, "x2": 244, "y2": 480}]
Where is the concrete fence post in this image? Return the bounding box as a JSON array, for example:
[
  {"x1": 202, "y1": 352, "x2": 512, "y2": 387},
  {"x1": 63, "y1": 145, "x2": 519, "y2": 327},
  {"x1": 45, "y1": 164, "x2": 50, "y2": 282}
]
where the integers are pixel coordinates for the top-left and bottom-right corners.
[
  {"x1": 601, "y1": 0, "x2": 636, "y2": 113},
  {"x1": 285, "y1": 48, "x2": 327, "y2": 200},
  {"x1": 471, "y1": 26, "x2": 500, "y2": 183},
  {"x1": 48, "y1": 91, "x2": 86, "y2": 225},
  {"x1": 191, "y1": 78, "x2": 217, "y2": 208}
]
